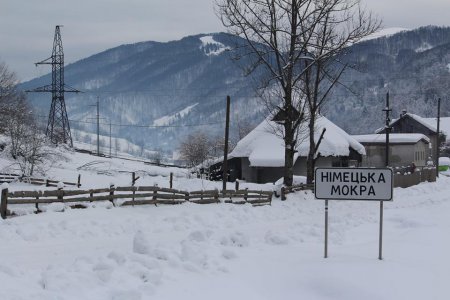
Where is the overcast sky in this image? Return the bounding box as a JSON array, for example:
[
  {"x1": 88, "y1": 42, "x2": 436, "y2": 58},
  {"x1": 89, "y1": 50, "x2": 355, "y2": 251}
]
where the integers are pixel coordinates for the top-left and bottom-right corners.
[{"x1": 1, "y1": 0, "x2": 450, "y2": 81}]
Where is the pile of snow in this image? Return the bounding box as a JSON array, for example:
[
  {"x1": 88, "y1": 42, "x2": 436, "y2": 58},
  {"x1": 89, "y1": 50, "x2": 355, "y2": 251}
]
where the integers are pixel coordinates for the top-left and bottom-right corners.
[{"x1": 439, "y1": 156, "x2": 450, "y2": 166}]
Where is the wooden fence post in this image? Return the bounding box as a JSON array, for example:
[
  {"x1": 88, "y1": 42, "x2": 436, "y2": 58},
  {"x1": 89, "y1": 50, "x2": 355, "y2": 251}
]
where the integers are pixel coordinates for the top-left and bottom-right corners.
[
  {"x1": 214, "y1": 189, "x2": 219, "y2": 203},
  {"x1": 153, "y1": 187, "x2": 158, "y2": 206},
  {"x1": 1, "y1": 188, "x2": 8, "y2": 219},
  {"x1": 58, "y1": 187, "x2": 63, "y2": 203},
  {"x1": 46, "y1": 179, "x2": 50, "y2": 187},
  {"x1": 169, "y1": 172, "x2": 173, "y2": 189},
  {"x1": 77, "y1": 174, "x2": 81, "y2": 188},
  {"x1": 235, "y1": 180, "x2": 239, "y2": 191},
  {"x1": 35, "y1": 194, "x2": 41, "y2": 213},
  {"x1": 132, "y1": 172, "x2": 135, "y2": 186},
  {"x1": 109, "y1": 184, "x2": 115, "y2": 206},
  {"x1": 244, "y1": 188, "x2": 248, "y2": 202},
  {"x1": 281, "y1": 187, "x2": 286, "y2": 201}
]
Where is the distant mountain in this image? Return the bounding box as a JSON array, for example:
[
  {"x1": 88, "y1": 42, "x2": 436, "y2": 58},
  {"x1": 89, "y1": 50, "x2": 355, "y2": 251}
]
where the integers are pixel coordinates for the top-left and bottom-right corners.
[
  {"x1": 20, "y1": 33, "x2": 263, "y2": 154},
  {"x1": 21, "y1": 26, "x2": 450, "y2": 155},
  {"x1": 328, "y1": 26, "x2": 450, "y2": 133}
]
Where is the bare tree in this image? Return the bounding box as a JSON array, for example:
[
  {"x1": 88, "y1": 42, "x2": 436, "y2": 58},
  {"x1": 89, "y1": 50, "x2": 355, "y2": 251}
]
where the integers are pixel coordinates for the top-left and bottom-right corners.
[
  {"x1": 235, "y1": 114, "x2": 255, "y2": 140},
  {"x1": 0, "y1": 62, "x2": 21, "y2": 132},
  {"x1": 217, "y1": 0, "x2": 380, "y2": 185},
  {"x1": 149, "y1": 149, "x2": 163, "y2": 165},
  {"x1": 0, "y1": 61, "x2": 59, "y2": 176},
  {"x1": 0, "y1": 62, "x2": 17, "y2": 99},
  {"x1": 296, "y1": 0, "x2": 380, "y2": 183},
  {"x1": 217, "y1": 0, "x2": 312, "y2": 185},
  {"x1": 5, "y1": 104, "x2": 55, "y2": 176},
  {"x1": 179, "y1": 131, "x2": 211, "y2": 168}
]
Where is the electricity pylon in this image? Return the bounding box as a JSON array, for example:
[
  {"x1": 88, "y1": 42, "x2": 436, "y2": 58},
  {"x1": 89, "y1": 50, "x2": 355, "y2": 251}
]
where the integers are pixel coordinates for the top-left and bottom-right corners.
[{"x1": 27, "y1": 25, "x2": 80, "y2": 146}]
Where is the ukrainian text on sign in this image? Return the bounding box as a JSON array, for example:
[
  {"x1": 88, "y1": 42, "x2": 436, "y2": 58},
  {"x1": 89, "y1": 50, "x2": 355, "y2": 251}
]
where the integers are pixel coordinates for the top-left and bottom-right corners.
[{"x1": 315, "y1": 168, "x2": 393, "y2": 201}]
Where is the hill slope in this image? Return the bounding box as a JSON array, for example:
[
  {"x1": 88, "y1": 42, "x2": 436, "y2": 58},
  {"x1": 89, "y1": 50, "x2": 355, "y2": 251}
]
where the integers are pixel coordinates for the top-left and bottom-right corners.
[
  {"x1": 21, "y1": 26, "x2": 450, "y2": 153},
  {"x1": 21, "y1": 33, "x2": 262, "y2": 154}
]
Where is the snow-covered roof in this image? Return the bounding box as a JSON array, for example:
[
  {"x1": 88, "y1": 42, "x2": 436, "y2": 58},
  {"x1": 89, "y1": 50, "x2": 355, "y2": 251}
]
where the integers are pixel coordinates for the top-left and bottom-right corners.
[
  {"x1": 353, "y1": 133, "x2": 430, "y2": 144},
  {"x1": 375, "y1": 113, "x2": 437, "y2": 134},
  {"x1": 230, "y1": 116, "x2": 366, "y2": 167},
  {"x1": 422, "y1": 117, "x2": 450, "y2": 141}
]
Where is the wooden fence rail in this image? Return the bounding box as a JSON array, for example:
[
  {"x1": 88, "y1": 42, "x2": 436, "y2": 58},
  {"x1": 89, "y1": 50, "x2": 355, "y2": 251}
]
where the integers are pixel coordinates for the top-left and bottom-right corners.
[
  {"x1": 280, "y1": 184, "x2": 314, "y2": 200},
  {"x1": 0, "y1": 173, "x2": 81, "y2": 188},
  {"x1": 0, "y1": 185, "x2": 273, "y2": 219}
]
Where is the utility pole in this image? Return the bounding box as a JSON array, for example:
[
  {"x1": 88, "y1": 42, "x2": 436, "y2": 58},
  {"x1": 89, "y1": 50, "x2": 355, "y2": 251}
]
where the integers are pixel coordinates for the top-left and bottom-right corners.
[
  {"x1": 96, "y1": 97, "x2": 100, "y2": 156},
  {"x1": 88, "y1": 96, "x2": 104, "y2": 156},
  {"x1": 109, "y1": 121, "x2": 112, "y2": 158},
  {"x1": 436, "y1": 97, "x2": 441, "y2": 177},
  {"x1": 383, "y1": 92, "x2": 391, "y2": 167},
  {"x1": 222, "y1": 96, "x2": 231, "y2": 192},
  {"x1": 380, "y1": 91, "x2": 391, "y2": 261}
]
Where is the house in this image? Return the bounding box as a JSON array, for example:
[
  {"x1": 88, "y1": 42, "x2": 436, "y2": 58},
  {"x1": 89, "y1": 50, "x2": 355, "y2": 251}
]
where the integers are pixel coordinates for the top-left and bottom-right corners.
[
  {"x1": 212, "y1": 115, "x2": 366, "y2": 183},
  {"x1": 376, "y1": 110, "x2": 443, "y2": 161},
  {"x1": 353, "y1": 134, "x2": 430, "y2": 167}
]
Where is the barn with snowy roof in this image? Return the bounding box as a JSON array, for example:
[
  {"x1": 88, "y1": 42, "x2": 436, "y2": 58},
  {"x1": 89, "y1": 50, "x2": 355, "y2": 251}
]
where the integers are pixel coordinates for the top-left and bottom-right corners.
[
  {"x1": 217, "y1": 115, "x2": 366, "y2": 183},
  {"x1": 376, "y1": 110, "x2": 443, "y2": 162}
]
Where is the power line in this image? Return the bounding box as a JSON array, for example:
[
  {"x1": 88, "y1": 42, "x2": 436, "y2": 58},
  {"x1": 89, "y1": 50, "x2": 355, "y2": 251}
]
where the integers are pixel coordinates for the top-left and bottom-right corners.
[{"x1": 36, "y1": 115, "x2": 223, "y2": 128}]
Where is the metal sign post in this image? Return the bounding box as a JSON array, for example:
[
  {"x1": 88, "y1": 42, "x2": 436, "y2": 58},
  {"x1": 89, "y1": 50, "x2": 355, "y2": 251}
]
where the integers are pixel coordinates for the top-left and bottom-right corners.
[
  {"x1": 315, "y1": 167, "x2": 393, "y2": 259},
  {"x1": 324, "y1": 199, "x2": 329, "y2": 258},
  {"x1": 379, "y1": 201, "x2": 384, "y2": 260}
]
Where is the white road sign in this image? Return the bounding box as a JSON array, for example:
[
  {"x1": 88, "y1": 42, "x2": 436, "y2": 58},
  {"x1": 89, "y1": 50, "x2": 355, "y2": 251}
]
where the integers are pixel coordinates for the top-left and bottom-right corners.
[{"x1": 315, "y1": 168, "x2": 393, "y2": 201}]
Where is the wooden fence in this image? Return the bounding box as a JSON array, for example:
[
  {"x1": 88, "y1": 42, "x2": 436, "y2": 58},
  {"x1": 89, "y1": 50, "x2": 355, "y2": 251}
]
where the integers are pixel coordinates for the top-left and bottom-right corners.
[
  {"x1": 280, "y1": 184, "x2": 314, "y2": 200},
  {"x1": 0, "y1": 173, "x2": 81, "y2": 188},
  {"x1": 393, "y1": 167, "x2": 436, "y2": 188},
  {"x1": 0, "y1": 186, "x2": 272, "y2": 219}
]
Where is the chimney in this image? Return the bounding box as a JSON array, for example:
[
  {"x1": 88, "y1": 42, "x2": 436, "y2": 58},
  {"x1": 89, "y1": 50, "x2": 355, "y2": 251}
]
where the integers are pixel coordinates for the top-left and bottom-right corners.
[{"x1": 400, "y1": 109, "x2": 407, "y2": 118}]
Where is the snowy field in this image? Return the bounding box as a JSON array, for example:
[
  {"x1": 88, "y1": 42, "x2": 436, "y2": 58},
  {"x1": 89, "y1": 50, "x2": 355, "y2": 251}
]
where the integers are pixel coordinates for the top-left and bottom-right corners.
[{"x1": 0, "y1": 150, "x2": 449, "y2": 299}]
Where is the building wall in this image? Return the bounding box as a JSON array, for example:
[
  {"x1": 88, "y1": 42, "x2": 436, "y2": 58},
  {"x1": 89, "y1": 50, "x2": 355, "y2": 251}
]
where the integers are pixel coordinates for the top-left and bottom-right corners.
[
  {"x1": 361, "y1": 141, "x2": 429, "y2": 167},
  {"x1": 381, "y1": 115, "x2": 437, "y2": 161},
  {"x1": 241, "y1": 157, "x2": 256, "y2": 182},
  {"x1": 240, "y1": 156, "x2": 338, "y2": 183}
]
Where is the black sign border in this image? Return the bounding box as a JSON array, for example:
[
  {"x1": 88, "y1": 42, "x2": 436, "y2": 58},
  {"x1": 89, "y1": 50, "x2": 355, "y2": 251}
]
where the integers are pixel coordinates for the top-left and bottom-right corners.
[{"x1": 314, "y1": 167, "x2": 394, "y2": 201}]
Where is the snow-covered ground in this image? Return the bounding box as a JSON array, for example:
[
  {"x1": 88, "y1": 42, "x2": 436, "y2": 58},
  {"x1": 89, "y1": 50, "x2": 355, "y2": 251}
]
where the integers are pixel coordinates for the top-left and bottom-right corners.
[
  {"x1": 0, "y1": 148, "x2": 449, "y2": 299},
  {"x1": 152, "y1": 103, "x2": 198, "y2": 126}
]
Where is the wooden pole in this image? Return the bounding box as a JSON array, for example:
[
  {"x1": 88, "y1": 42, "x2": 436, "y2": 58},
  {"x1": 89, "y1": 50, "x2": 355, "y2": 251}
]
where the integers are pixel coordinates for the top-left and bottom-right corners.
[
  {"x1": 222, "y1": 96, "x2": 231, "y2": 192},
  {"x1": 97, "y1": 97, "x2": 100, "y2": 156},
  {"x1": 436, "y1": 97, "x2": 441, "y2": 177},
  {"x1": 380, "y1": 92, "x2": 391, "y2": 260},
  {"x1": 170, "y1": 172, "x2": 173, "y2": 189},
  {"x1": 109, "y1": 184, "x2": 115, "y2": 206},
  {"x1": 384, "y1": 92, "x2": 391, "y2": 167},
  {"x1": 0, "y1": 188, "x2": 8, "y2": 219},
  {"x1": 77, "y1": 174, "x2": 81, "y2": 188},
  {"x1": 109, "y1": 121, "x2": 112, "y2": 158}
]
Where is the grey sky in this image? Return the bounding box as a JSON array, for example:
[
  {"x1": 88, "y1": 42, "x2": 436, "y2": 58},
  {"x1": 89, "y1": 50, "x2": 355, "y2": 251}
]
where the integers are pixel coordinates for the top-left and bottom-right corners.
[{"x1": 1, "y1": 0, "x2": 449, "y2": 81}]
